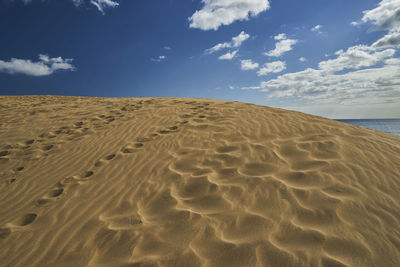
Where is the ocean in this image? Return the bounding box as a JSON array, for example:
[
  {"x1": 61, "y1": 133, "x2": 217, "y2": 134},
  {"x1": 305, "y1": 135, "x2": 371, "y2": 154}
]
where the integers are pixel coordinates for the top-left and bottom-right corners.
[{"x1": 336, "y1": 119, "x2": 400, "y2": 136}]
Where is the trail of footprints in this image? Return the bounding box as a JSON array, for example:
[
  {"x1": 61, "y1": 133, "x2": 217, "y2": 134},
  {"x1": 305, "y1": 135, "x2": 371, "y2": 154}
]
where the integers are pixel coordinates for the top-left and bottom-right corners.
[
  {"x1": 0, "y1": 117, "x2": 110, "y2": 164},
  {"x1": 0, "y1": 100, "x2": 213, "y2": 240},
  {"x1": 0, "y1": 100, "x2": 164, "y2": 187},
  {"x1": 0, "y1": 100, "x2": 154, "y2": 166}
]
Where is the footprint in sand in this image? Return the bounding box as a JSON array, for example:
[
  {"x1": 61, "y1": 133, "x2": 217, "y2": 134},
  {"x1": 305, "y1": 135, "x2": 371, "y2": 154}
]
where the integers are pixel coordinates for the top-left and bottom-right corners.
[
  {"x1": 14, "y1": 166, "x2": 24, "y2": 172},
  {"x1": 42, "y1": 144, "x2": 54, "y2": 151},
  {"x1": 36, "y1": 186, "x2": 66, "y2": 206},
  {"x1": 158, "y1": 126, "x2": 179, "y2": 135},
  {"x1": 25, "y1": 139, "x2": 35, "y2": 145},
  {"x1": 121, "y1": 143, "x2": 144, "y2": 154},
  {"x1": 95, "y1": 154, "x2": 116, "y2": 167},
  {"x1": 11, "y1": 213, "x2": 37, "y2": 227},
  {"x1": 122, "y1": 147, "x2": 135, "y2": 154},
  {"x1": 0, "y1": 213, "x2": 37, "y2": 238},
  {"x1": 78, "y1": 171, "x2": 94, "y2": 181}
]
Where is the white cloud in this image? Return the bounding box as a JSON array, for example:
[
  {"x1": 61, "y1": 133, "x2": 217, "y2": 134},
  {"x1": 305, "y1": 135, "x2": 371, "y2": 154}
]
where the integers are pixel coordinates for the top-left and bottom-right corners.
[
  {"x1": 258, "y1": 63, "x2": 400, "y2": 105},
  {"x1": 299, "y1": 57, "x2": 307, "y2": 62},
  {"x1": 164, "y1": 46, "x2": 172, "y2": 50},
  {"x1": 355, "y1": 1, "x2": 400, "y2": 50},
  {"x1": 311, "y1": 25, "x2": 323, "y2": 32},
  {"x1": 361, "y1": 0, "x2": 400, "y2": 31},
  {"x1": 265, "y1": 33, "x2": 298, "y2": 57},
  {"x1": 274, "y1": 33, "x2": 287, "y2": 40},
  {"x1": 0, "y1": 54, "x2": 74, "y2": 76},
  {"x1": 189, "y1": 0, "x2": 270, "y2": 31},
  {"x1": 241, "y1": 59, "x2": 259, "y2": 70},
  {"x1": 90, "y1": 0, "x2": 119, "y2": 14},
  {"x1": 372, "y1": 29, "x2": 400, "y2": 47},
  {"x1": 242, "y1": 0, "x2": 400, "y2": 117},
  {"x1": 151, "y1": 55, "x2": 166, "y2": 62},
  {"x1": 318, "y1": 45, "x2": 395, "y2": 73},
  {"x1": 257, "y1": 61, "x2": 286, "y2": 76},
  {"x1": 206, "y1": 31, "x2": 250, "y2": 54},
  {"x1": 243, "y1": 42, "x2": 400, "y2": 105},
  {"x1": 218, "y1": 50, "x2": 238, "y2": 60}
]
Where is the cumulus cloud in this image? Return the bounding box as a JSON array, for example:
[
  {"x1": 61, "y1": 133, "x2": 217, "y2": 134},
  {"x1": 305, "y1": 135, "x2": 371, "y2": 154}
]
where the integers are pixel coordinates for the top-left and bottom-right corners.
[
  {"x1": 243, "y1": 43, "x2": 400, "y2": 105},
  {"x1": 257, "y1": 61, "x2": 286, "y2": 76},
  {"x1": 241, "y1": 59, "x2": 259, "y2": 70},
  {"x1": 242, "y1": 0, "x2": 400, "y2": 110},
  {"x1": 318, "y1": 45, "x2": 395, "y2": 73},
  {"x1": 361, "y1": 0, "x2": 400, "y2": 31},
  {"x1": 265, "y1": 33, "x2": 298, "y2": 57},
  {"x1": 218, "y1": 50, "x2": 238, "y2": 60},
  {"x1": 299, "y1": 57, "x2": 307, "y2": 62},
  {"x1": 206, "y1": 31, "x2": 250, "y2": 54},
  {"x1": 372, "y1": 29, "x2": 400, "y2": 47},
  {"x1": 189, "y1": 0, "x2": 270, "y2": 31},
  {"x1": 357, "y1": 0, "x2": 400, "y2": 49},
  {"x1": 0, "y1": 54, "x2": 74, "y2": 76}
]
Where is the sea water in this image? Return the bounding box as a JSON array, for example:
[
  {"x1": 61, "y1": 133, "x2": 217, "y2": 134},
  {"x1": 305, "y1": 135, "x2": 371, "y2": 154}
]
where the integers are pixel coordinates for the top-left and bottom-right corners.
[{"x1": 336, "y1": 119, "x2": 400, "y2": 136}]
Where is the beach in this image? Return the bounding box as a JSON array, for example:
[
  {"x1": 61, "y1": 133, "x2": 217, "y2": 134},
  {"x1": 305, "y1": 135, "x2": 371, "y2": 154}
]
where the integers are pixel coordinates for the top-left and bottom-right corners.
[{"x1": 1, "y1": 95, "x2": 400, "y2": 267}]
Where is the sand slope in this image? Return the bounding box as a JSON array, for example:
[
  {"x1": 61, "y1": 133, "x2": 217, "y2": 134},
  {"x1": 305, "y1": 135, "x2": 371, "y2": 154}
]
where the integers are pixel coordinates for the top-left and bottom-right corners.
[{"x1": 0, "y1": 96, "x2": 399, "y2": 267}]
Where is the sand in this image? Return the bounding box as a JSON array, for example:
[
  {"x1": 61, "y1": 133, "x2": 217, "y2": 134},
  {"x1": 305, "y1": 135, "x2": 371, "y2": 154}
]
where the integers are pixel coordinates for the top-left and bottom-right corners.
[{"x1": 0, "y1": 95, "x2": 399, "y2": 267}]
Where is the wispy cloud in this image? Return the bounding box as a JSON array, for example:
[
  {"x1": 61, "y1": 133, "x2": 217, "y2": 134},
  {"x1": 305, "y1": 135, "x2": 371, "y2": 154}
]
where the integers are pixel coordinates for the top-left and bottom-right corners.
[
  {"x1": 218, "y1": 50, "x2": 238, "y2": 60},
  {"x1": 265, "y1": 33, "x2": 298, "y2": 57},
  {"x1": 0, "y1": 54, "x2": 75, "y2": 76},
  {"x1": 90, "y1": 0, "x2": 119, "y2": 14},
  {"x1": 15, "y1": 0, "x2": 119, "y2": 14},
  {"x1": 299, "y1": 57, "x2": 307, "y2": 62},
  {"x1": 189, "y1": 0, "x2": 270, "y2": 31},
  {"x1": 206, "y1": 31, "x2": 250, "y2": 54}
]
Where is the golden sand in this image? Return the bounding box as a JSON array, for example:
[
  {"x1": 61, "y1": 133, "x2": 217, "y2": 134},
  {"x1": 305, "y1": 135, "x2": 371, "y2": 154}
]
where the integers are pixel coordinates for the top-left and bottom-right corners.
[{"x1": 0, "y1": 96, "x2": 399, "y2": 267}]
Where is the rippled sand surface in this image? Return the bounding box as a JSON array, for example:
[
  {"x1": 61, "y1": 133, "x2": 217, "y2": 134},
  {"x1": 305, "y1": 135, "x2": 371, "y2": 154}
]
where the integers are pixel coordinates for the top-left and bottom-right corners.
[{"x1": 1, "y1": 96, "x2": 399, "y2": 267}]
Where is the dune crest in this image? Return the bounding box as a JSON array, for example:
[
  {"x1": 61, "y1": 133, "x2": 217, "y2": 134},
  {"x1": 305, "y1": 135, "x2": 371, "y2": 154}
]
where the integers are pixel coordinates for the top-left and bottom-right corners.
[{"x1": 0, "y1": 96, "x2": 399, "y2": 267}]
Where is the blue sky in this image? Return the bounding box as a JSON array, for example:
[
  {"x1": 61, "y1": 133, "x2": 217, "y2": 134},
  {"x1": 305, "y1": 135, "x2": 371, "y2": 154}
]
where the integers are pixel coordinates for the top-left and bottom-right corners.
[{"x1": 0, "y1": 0, "x2": 399, "y2": 118}]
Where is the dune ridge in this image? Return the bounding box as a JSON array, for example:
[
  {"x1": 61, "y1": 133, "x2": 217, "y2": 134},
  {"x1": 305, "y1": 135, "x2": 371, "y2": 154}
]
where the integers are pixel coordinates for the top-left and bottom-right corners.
[{"x1": 0, "y1": 95, "x2": 399, "y2": 267}]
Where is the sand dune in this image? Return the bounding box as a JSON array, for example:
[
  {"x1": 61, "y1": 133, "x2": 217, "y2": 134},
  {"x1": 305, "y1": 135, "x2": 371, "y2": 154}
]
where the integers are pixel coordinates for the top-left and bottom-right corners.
[{"x1": 0, "y1": 96, "x2": 399, "y2": 267}]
